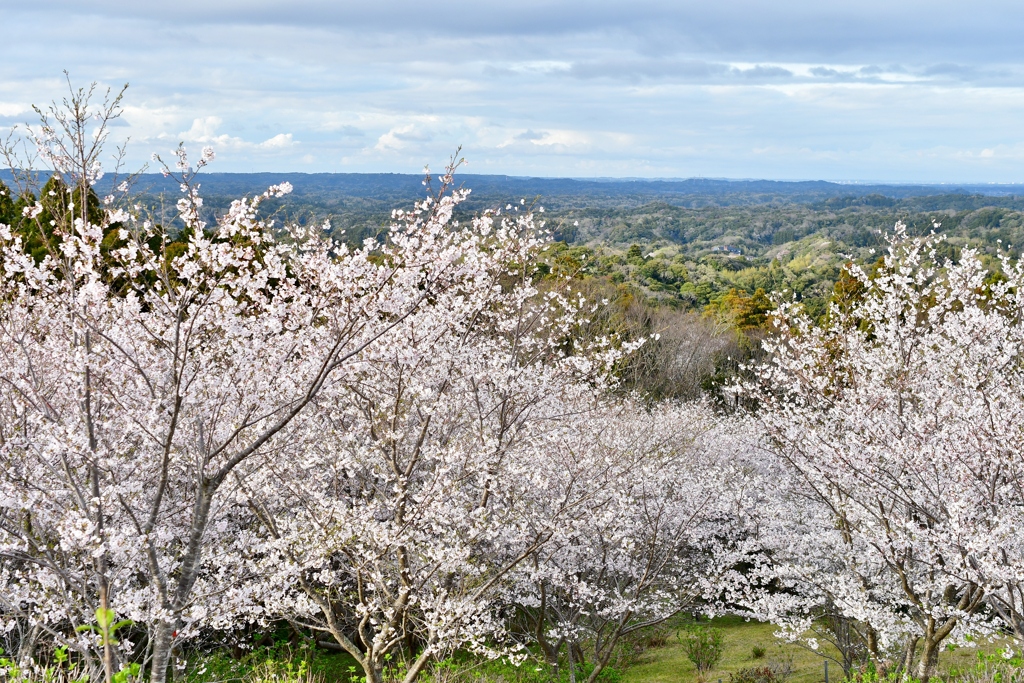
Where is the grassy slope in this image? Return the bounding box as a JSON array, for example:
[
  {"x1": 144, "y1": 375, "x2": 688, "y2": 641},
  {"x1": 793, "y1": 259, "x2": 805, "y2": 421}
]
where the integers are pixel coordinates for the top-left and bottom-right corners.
[{"x1": 623, "y1": 617, "x2": 995, "y2": 683}]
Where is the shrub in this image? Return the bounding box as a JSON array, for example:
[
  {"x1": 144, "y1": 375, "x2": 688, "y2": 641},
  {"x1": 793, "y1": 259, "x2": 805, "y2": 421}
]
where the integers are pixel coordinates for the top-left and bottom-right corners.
[
  {"x1": 644, "y1": 631, "x2": 670, "y2": 649},
  {"x1": 729, "y1": 657, "x2": 793, "y2": 683},
  {"x1": 730, "y1": 666, "x2": 778, "y2": 683},
  {"x1": 752, "y1": 646, "x2": 766, "y2": 660},
  {"x1": 767, "y1": 656, "x2": 793, "y2": 683},
  {"x1": 678, "y1": 626, "x2": 725, "y2": 683}
]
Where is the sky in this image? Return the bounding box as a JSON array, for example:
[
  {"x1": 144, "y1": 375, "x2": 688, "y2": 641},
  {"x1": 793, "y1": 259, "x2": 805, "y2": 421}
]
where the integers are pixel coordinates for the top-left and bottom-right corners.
[{"x1": 3, "y1": 0, "x2": 1024, "y2": 181}]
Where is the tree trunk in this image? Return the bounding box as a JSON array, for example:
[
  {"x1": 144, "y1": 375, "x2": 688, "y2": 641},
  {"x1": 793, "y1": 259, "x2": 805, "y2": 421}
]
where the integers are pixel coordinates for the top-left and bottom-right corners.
[
  {"x1": 149, "y1": 622, "x2": 175, "y2": 683},
  {"x1": 149, "y1": 487, "x2": 215, "y2": 683},
  {"x1": 916, "y1": 636, "x2": 941, "y2": 682},
  {"x1": 361, "y1": 662, "x2": 384, "y2": 683},
  {"x1": 865, "y1": 626, "x2": 881, "y2": 670},
  {"x1": 401, "y1": 645, "x2": 436, "y2": 683},
  {"x1": 584, "y1": 636, "x2": 621, "y2": 683},
  {"x1": 900, "y1": 636, "x2": 918, "y2": 679},
  {"x1": 567, "y1": 641, "x2": 577, "y2": 683},
  {"x1": 323, "y1": 618, "x2": 382, "y2": 683},
  {"x1": 584, "y1": 649, "x2": 613, "y2": 683},
  {"x1": 18, "y1": 624, "x2": 40, "y2": 670},
  {"x1": 584, "y1": 617, "x2": 629, "y2": 683},
  {"x1": 99, "y1": 584, "x2": 115, "y2": 683}
]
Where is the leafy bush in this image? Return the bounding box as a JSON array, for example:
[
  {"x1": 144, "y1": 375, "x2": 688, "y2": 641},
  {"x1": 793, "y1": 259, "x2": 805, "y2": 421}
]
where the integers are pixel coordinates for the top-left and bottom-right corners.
[
  {"x1": 642, "y1": 630, "x2": 670, "y2": 649},
  {"x1": 751, "y1": 646, "x2": 766, "y2": 660},
  {"x1": 731, "y1": 666, "x2": 779, "y2": 683},
  {"x1": 767, "y1": 657, "x2": 793, "y2": 683},
  {"x1": 678, "y1": 626, "x2": 725, "y2": 683},
  {"x1": 730, "y1": 657, "x2": 793, "y2": 683}
]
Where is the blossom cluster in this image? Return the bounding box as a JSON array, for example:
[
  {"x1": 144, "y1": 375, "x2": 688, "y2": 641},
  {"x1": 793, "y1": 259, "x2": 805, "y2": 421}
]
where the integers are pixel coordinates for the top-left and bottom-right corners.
[
  {"x1": 0, "y1": 135, "x2": 753, "y2": 683},
  {"x1": 731, "y1": 224, "x2": 1024, "y2": 680}
]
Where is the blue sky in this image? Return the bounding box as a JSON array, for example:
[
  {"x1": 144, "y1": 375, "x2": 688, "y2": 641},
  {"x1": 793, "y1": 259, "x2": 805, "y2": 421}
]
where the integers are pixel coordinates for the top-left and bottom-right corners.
[{"x1": 3, "y1": 0, "x2": 1024, "y2": 181}]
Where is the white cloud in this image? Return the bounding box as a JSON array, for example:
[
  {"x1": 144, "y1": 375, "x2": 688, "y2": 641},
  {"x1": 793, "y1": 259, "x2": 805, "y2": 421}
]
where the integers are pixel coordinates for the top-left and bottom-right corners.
[
  {"x1": 5, "y1": 2, "x2": 1024, "y2": 180},
  {"x1": 374, "y1": 121, "x2": 443, "y2": 152},
  {"x1": 181, "y1": 116, "x2": 227, "y2": 143},
  {"x1": 528, "y1": 130, "x2": 591, "y2": 149},
  {"x1": 175, "y1": 117, "x2": 294, "y2": 153},
  {"x1": 259, "y1": 133, "x2": 294, "y2": 149},
  {"x1": 494, "y1": 128, "x2": 638, "y2": 156},
  {"x1": 0, "y1": 102, "x2": 28, "y2": 117}
]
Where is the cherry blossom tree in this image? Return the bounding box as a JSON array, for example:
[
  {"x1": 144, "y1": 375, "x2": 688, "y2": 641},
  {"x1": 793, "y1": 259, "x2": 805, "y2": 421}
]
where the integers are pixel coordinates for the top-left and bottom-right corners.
[
  {"x1": 231, "y1": 197, "x2": 649, "y2": 683},
  {"x1": 735, "y1": 225, "x2": 1024, "y2": 680},
  {"x1": 0, "y1": 82, "x2": 548, "y2": 683},
  {"x1": 512, "y1": 404, "x2": 758, "y2": 683}
]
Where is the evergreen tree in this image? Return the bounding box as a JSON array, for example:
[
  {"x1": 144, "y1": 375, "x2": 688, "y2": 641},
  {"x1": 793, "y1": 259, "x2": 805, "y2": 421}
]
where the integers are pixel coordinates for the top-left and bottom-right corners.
[
  {"x1": 15, "y1": 174, "x2": 112, "y2": 263},
  {"x1": 0, "y1": 180, "x2": 15, "y2": 228}
]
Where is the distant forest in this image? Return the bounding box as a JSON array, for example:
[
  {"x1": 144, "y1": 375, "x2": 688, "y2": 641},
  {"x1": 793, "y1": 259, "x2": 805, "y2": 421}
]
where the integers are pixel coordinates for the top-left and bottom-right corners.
[
  {"x1": 13, "y1": 169, "x2": 1012, "y2": 310},
  {"x1": 5, "y1": 169, "x2": 1024, "y2": 398}
]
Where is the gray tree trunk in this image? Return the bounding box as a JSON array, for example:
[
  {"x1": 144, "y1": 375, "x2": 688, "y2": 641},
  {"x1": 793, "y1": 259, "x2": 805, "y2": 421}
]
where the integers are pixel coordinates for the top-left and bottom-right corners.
[{"x1": 149, "y1": 622, "x2": 175, "y2": 683}]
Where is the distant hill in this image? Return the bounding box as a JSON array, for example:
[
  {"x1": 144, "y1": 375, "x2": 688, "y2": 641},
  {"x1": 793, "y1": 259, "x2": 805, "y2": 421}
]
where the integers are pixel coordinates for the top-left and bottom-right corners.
[
  {"x1": 113, "y1": 174, "x2": 1024, "y2": 208},
  {"x1": 6, "y1": 167, "x2": 1024, "y2": 327},
  {"x1": 4, "y1": 170, "x2": 1024, "y2": 209}
]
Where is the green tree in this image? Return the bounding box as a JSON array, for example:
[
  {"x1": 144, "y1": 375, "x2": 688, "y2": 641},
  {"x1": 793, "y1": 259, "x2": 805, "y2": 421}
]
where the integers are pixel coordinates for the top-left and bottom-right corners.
[
  {"x1": 679, "y1": 626, "x2": 725, "y2": 683},
  {"x1": 0, "y1": 180, "x2": 14, "y2": 228},
  {"x1": 14, "y1": 175, "x2": 106, "y2": 262}
]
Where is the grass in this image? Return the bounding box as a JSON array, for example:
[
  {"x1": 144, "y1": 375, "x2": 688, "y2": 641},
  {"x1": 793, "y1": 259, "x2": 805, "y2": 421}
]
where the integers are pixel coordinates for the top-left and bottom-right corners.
[
  {"x1": 184, "y1": 643, "x2": 364, "y2": 683},
  {"x1": 624, "y1": 616, "x2": 825, "y2": 683},
  {"x1": 622, "y1": 616, "x2": 1007, "y2": 683},
  {"x1": 180, "y1": 619, "x2": 1010, "y2": 683}
]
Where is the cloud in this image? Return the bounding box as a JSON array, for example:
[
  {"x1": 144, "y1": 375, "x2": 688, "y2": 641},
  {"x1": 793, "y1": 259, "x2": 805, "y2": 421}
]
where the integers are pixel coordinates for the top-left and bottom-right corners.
[
  {"x1": 565, "y1": 59, "x2": 803, "y2": 83},
  {"x1": 0, "y1": 103, "x2": 31, "y2": 131},
  {"x1": 259, "y1": 133, "x2": 294, "y2": 149},
  {"x1": 498, "y1": 129, "x2": 590, "y2": 151},
  {"x1": 375, "y1": 125, "x2": 436, "y2": 152},
  {"x1": 810, "y1": 67, "x2": 840, "y2": 78},
  {"x1": 12, "y1": 0, "x2": 1024, "y2": 76},
  {"x1": 494, "y1": 128, "x2": 637, "y2": 156},
  {"x1": 181, "y1": 116, "x2": 225, "y2": 142},
  {"x1": 177, "y1": 117, "x2": 294, "y2": 152},
  {"x1": 527, "y1": 130, "x2": 592, "y2": 150},
  {"x1": 0, "y1": 103, "x2": 28, "y2": 117},
  {"x1": 568, "y1": 59, "x2": 729, "y2": 81},
  {"x1": 5, "y1": 1, "x2": 1024, "y2": 180},
  {"x1": 735, "y1": 65, "x2": 792, "y2": 79},
  {"x1": 21, "y1": 0, "x2": 1024, "y2": 63},
  {"x1": 922, "y1": 63, "x2": 985, "y2": 81}
]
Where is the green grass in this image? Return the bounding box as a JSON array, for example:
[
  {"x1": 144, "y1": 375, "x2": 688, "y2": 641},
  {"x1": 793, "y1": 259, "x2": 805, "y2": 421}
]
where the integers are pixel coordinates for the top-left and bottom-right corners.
[
  {"x1": 622, "y1": 616, "x2": 1006, "y2": 683},
  {"x1": 185, "y1": 643, "x2": 364, "y2": 683},
  {"x1": 624, "y1": 616, "x2": 825, "y2": 683},
  {"x1": 181, "y1": 620, "x2": 1009, "y2": 683}
]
